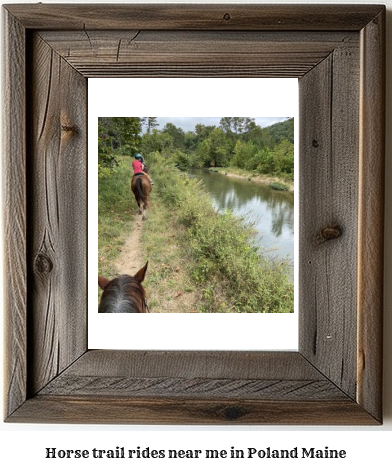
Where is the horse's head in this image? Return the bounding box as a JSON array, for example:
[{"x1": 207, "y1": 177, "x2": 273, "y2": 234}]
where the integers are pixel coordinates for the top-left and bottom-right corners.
[{"x1": 98, "y1": 262, "x2": 149, "y2": 313}]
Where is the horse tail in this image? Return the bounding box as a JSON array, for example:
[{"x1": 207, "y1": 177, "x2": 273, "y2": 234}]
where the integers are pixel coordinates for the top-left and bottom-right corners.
[{"x1": 136, "y1": 177, "x2": 147, "y2": 208}]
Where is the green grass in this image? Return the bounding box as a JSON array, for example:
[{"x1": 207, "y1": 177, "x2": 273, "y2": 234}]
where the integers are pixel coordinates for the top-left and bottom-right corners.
[
  {"x1": 98, "y1": 154, "x2": 294, "y2": 313},
  {"x1": 269, "y1": 181, "x2": 289, "y2": 191},
  {"x1": 98, "y1": 156, "x2": 137, "y2": 279},
  {"x1": 140, "y1": 198, "x2": 204, "y2": 312},
  {"x1": 149, "y1": 155, "x2": 294, "y2": 313}
]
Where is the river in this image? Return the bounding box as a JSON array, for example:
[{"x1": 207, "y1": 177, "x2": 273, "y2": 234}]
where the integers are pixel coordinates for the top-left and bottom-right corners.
[{"x1": 188, "y1": 169, "x2": 294, "y2": 263}]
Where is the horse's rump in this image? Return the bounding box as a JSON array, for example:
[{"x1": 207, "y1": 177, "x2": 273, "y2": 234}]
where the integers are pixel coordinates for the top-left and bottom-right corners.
[{"x1": 131, "y1": 174, "x2": 152, "y2": 209}]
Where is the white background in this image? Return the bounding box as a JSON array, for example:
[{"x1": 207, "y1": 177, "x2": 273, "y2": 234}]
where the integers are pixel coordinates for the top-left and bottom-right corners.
[
  {"x1": 89, "y1": 78, "x2": 299, "y2": 351},
  {"x1": 1, "y1": 1, "x2": 391, "y2": 473}
]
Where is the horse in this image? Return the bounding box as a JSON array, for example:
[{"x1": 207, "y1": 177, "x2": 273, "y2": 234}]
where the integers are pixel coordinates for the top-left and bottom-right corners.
[
  {"x1": 131, "y1": 172, "x2": 152, "y2": 221},
  {"x1": 98, "y1": 262, "x2": 149, "y2": 313}
]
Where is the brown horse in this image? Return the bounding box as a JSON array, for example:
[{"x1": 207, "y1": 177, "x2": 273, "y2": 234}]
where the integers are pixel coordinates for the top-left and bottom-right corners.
[
  {"x1": 131, "y1": 173, "x2": 152, "y2": 220},
  {"x1": 98, "y1": 262, "x2": 149, "y2": 313}
]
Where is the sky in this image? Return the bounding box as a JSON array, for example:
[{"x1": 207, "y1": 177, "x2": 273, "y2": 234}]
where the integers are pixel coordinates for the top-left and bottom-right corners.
[{"x1": 152, "y1": 117, "x2": 291, "y2": 133}]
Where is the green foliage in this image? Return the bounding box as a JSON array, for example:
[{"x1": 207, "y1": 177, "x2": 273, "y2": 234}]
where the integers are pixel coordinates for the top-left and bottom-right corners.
[
  {"x1": 98, "y1": 117, "x2": 142, "y2": 169},
  {"x1": 264, "y1": 117, "x2": 294, "y2": 145},
  {"x1": 141, "y1": 117, "x2": 159, "y2": 134},
  {"x1": 141, "y1": 129, "x2": 174, "y2": 155},
  {"x1": 100, "y1": 117, "x2": 295, "y2": 179},
  {"x1": 172, "y1": 150, "x2": 189, "y2": 171},
  {"x1": 231, "y1": 140, "x2": 259, "y2": 170},
  {"x1": 98, "y1": 118, "x2": 117, "y2": 169},
  {"x1": 269, "y1": 181, "x2": 289, "y2": 191},
  {"x1": 230, "y1": 136, "x2": 294, "y2": 178},
  {"x1": 98, "y1": 157, "x2": 137, "y2": 279},
  {"x1": 163, "y1": 122, "x2": 185, "y2": 149},
  {"x1": 271, "y1": 139, "x2": 294, "y2": 176},
  {"x1": 151, "y1": 155, "x2": 294, "y2": 313},
  {"x1": 195, "y1": 128, "x2": 230, "y2": 167},
  {"x1": 219, "y1": 117, "x2": 256, "y2": 134}
]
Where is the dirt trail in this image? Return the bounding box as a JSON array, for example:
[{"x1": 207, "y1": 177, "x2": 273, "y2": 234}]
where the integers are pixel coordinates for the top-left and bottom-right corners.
[
  {"x1": 112, "y1": 207, "x2": 200, "y2": 313},
  {"x1": 113, "y1": 214, "x2": 145, "y2": 276}
]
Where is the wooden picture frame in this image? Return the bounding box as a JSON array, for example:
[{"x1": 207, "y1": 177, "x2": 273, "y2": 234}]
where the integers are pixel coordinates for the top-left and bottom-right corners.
[{"x1": 3, "y1": 4, "x2": 385, "y2": 424}]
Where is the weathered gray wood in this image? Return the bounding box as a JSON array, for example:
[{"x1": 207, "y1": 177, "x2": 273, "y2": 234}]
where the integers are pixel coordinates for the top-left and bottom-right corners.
[
  {"x1": 9, "y1": 396, "x2": 379, "y2": 425},
  {"x1": 38, "y1": 351, "x2": 346, "y2": 400},
  {"x1": 40, "y1": 377, "x2": 348, "y2": 400},
  {"x1": 28, "y1": 33, "x2": 87, "y2": 395},
  {"x1": 39, "y1": 30, "x2": 358, "y2": 78},
  {"x1": 4, "y1": 4, "x2": 384, "y2": 31},
  {"x1": 60, "y1": 350, "x2": 324, "y2": 379},
  {"x1": 357, "y1": 9, "x2": 385, "y2": 422},
  {"x1": 2, "y1": 4, "x2": 384, "y2": 425},
  {"x1": 2, "y1": 9, "x2": 27, "y2": 419},
  {"x1": 299, "y1": 39, "x2": 360, "y2": 399}
]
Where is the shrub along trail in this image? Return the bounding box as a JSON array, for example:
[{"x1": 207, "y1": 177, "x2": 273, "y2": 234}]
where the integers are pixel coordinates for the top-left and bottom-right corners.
[
  {"x1": 139, "y1": 197, "x2": 203, "y2": 312},
  {"x1": 146, "y1": 153, "x2": 294, "y2": 313}
]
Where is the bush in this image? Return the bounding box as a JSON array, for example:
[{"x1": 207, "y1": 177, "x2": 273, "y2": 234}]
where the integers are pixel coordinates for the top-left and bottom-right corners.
[{"x1": 269, "y1": 181, "x2": 289, "y2": 191}]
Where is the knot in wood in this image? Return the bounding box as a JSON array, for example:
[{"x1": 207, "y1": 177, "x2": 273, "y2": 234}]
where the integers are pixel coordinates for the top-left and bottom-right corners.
[
  {"x1": 61, "y1": 124, "x2": 77, "y2": 133},
  {"x1": 34, "y1": 252, "x2": 53, "y2": 274},
  {"x1": 315, "y1": 225, "x2": 342, "y2": 245},
  {"x1": 223, "y1": 405, "x2": 244, "y2": 420},
  {"x1": 223, "y1": 13, "x2": 231, "y2": 21}
]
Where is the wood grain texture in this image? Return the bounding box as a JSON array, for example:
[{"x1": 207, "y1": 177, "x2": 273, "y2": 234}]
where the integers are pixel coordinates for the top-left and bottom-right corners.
[
  {"x1": 27, "y1": 33, "x2": 87, "y2": 395},
  {"x1": 357, "y1": 9, "x2": 385, "y2": 422},
  {"x1": 2, "y1": 9, "x2": 28, "y2": 419},
  {"x1": 299, "y1": 40, "x2": 360, "y2": 399},
  {"x1": 16, "y1": 351, "x2": 374, "y2": 424},
  {"x1": 9, "y1": 396, "x2": 379, "y2": 425},
  {"x1": 59, "y1": 350, "x2": 326, "y2": 379},
  {"x1": 39, "y1": 30, "x2": 358, "y2": 78},
  {"x1": 2, "y1": 4, "x2": 385, "y2": 425},
  {"x1": 4, "y1": 4, "x2": 384, "y2": 30},
  {"x1": 38, "y1": 351, "x2": 346, "y2": 400}
]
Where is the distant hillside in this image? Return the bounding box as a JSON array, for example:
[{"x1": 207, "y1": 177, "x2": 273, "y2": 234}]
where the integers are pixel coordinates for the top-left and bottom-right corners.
[{"x1": 264, "y1": 117, "x2": 294, "y2": 145}]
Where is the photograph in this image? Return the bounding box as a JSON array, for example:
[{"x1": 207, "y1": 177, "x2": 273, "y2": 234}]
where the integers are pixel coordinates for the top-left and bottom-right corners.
[{"x1": 98, "y1": 116, "x2": 295, "y2": 314}]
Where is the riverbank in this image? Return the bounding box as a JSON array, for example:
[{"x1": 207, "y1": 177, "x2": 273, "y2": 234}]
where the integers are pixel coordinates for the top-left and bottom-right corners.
[
  {"x1": 150, "y1": 156, "x2": 294, "y2": 313},
  {"x1": 208, "y1": 166, "x2": 294, "y2": 192}
]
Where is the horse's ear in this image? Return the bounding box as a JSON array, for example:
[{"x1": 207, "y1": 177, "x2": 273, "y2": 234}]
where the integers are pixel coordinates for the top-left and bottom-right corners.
[
  {"x1": 133, "y1": 261, "x2": 148, "y2": 283},
  {"x1": 98, "y1": 275, "x2": 111, "y2": 290}
]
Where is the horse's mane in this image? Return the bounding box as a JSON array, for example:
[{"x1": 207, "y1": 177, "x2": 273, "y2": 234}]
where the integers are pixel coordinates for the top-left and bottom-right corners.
[{"x1": 98, "y1": 275, "x2": 146, "y2": 313}]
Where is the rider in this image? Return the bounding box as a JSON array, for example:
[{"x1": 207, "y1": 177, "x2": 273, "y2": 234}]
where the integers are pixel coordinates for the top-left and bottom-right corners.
[{"x1": 132, "y1": 153, "x2": 154, "y2": 185}]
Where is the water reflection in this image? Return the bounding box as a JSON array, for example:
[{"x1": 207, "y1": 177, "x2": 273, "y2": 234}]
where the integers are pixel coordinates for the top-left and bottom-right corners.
[{"x1": 188, "y1": 169, "x2": 294, "y2": 261}]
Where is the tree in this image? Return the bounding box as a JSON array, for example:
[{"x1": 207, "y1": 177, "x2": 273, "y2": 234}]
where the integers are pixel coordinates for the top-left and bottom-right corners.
[
  {"x1": 163, "y1": 122, "x2": 185, "y2": 149},
  {"x1": 142, "y1": 117, "x2": 159, "y2": 134},
  {"x1": 270, "y1": 139, "x2": 294, "y2": 175},
  {"x1": 231, "y1": 140, "x2": 259, "y2": 170},
  {"x1": 197, "y1": 128, "x2": 230, "y2": 167},
  {"x1": 98, "y1": 117, "x2": 142, "y2": 170},
  {"x1": 141, "y1": 129, "x2": 174, "y2": 155},
  {"x1": 98, "y1": 118, "x2": 116, "y2": 169},
  {"x1": 112, "y1": 117, "x2": 142, "y2": 155},
  {"x1": 264, "y1": 117, "x2": 294, "y2": 145},
  {"x1": 219, "y1": 117, "x2": 255, "y2": 134},
  {"x1": 194, "y1": 123, "x2": 216, "y2": 142}
]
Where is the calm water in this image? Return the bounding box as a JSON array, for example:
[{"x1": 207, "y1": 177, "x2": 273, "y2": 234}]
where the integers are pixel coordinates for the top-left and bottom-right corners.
[{"x1": 188, "y1": 169, "x2": 294, "y2": 263}]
